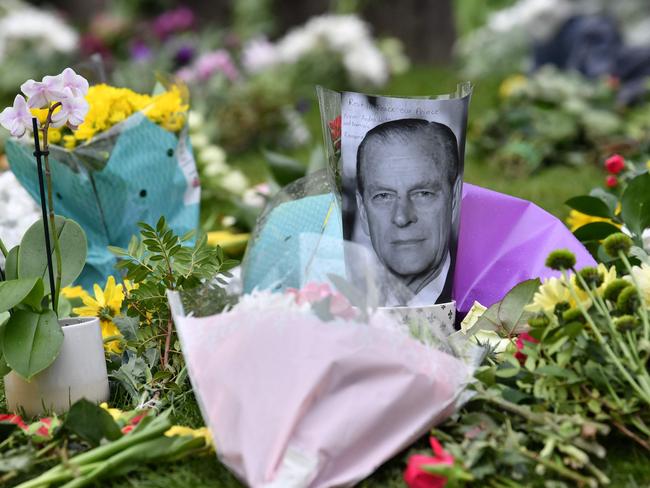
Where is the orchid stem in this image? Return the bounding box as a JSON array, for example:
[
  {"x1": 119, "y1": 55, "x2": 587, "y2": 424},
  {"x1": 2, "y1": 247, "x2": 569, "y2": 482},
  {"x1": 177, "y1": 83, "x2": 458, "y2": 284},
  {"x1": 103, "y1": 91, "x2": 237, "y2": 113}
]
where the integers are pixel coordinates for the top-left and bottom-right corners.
[
  {"x1": 0, "y1": 236, "x2": 8, "y2": 257},
  {"x1": 42, "y1": 103, "x2": 63, "y2": 314}
]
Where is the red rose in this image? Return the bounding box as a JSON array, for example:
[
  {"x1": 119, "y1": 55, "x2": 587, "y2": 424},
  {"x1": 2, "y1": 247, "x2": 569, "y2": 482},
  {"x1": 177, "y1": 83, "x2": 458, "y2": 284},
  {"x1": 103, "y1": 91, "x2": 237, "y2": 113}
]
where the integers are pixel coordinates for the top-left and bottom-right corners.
[
  {"x1": 515, "y1": 332, "x2": 539, "y2": 365},
  {"x1": 328, "y1": 116, "x2": 342, "y2": 150},
  {"x1": 604, "y1": 154, "x2": 625, "y2": 174},
  {"x1": 605, "y1": 175, "x2": 618, "y2": 188},
  {"x1": 404, "y1": 437, "x2": 454, "y2": 488}
]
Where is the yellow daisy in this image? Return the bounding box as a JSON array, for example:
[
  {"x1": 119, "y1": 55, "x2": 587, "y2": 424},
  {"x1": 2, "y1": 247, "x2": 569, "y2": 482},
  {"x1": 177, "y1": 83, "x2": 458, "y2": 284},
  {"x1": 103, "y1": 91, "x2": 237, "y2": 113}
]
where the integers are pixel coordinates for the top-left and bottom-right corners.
[
  {"x1": 565, "y1": 210, "x2": 619, "y2": 232},
  {"x1": 61, "y1": 285, "x2": 90, "y2": 300},
  {"x1": 73, "y1": 276, "x2": 125, "y2": 354},
  {"x1": 525, "y1": 264, "x2": 616, "y2": 313}
]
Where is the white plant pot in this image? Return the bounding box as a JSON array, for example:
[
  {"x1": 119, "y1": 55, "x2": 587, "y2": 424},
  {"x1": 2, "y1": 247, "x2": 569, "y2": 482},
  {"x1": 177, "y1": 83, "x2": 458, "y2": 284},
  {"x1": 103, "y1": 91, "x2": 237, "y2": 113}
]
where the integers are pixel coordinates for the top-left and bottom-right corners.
[{"x1": 4, "y1": 317, "x2": 109, "y2": 416}]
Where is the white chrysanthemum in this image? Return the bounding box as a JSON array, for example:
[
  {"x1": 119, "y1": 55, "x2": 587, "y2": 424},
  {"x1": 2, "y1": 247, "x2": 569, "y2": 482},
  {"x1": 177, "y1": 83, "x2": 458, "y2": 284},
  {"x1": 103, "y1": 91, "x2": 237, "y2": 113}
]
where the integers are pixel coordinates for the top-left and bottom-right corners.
[
  {"x1": 273, "y1": 14, "x2": 389, "y2": 86},
  {"x1": 0, "y1": 7, "x2": 78, "y2": 59},
  {"x1": 220, "y1": 170, "x2": 249, "y2": 195},
  {"x1": 343, "y1": 40, "x2": 388, "y2": 86},
  {"x1": 241, "y1": 37, "x2": 279, "y2": 73},
  {"x1": 488, "y1": 0, "x2": 574, "y2": 40},
  {"x1": 0, "y1": 171, "x2": 41, "y2": 265},
  {"x1": 643, "y1": 228, "x2": 650, "y2": 254},
  {"x1": 627, "y1": 264, "x2": 650, "y2": 305}
]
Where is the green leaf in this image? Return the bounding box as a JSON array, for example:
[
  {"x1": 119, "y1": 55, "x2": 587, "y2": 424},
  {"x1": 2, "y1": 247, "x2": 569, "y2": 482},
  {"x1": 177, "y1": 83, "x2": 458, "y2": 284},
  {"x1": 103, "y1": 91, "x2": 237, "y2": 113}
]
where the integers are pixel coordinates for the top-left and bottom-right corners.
[
  {"x1": 18, "y1": 217, "x2": 87, "y2": 294},
  {"x1": 589, "y1": 188, "x2": 619, "y2": 214},
  {"x1": 621, "y1": 172, "x2": 650, "y2": 237},
  {"x1": 497, "y1": 279, "x2": 541, "y2": 335},
  {"x1": 0, "y1": 278, "x2": 43, "y2": 313},
  {"x1": 63, "y1": 398, "x2": 122, "y2": 446},
  {"x1": 573, "y1": 222, "x2": 621, "y2": 242},
  {"x1": 4, "y1": 246, "x2": 19, "y2": 280},
  {"x1": 565, "y1": 196, "x2": 612, "y2": 218},
  {"x1": 2, "y1": 309, "x2": 62, "y2": 379}
]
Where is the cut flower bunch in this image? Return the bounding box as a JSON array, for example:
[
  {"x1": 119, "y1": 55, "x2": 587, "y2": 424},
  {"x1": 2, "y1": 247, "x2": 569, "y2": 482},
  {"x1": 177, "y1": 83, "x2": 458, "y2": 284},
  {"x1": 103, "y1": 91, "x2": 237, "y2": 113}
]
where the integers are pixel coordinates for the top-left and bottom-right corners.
[
  {"x1": 33, "y1": 83, "x2": 188, "y2": 149},
  {"x1": 407, "y1": 237, "x2": 650, "y2": 487}
]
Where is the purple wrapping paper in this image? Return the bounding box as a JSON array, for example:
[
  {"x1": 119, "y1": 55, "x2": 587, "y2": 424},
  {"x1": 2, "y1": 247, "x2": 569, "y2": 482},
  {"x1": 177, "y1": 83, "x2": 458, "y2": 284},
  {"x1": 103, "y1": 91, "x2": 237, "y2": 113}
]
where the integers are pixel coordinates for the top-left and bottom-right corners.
[{"x1": 453, "y1": 183, "x2": 596, "y2": 314}]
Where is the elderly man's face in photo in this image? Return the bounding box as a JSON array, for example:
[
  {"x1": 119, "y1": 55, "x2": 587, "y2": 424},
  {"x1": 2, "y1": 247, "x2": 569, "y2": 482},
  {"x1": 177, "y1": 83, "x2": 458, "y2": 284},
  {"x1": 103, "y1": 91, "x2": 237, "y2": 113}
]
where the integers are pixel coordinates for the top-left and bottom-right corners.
[{"x1": 357, "y1": 137, "x2": 454, "y2": 278}]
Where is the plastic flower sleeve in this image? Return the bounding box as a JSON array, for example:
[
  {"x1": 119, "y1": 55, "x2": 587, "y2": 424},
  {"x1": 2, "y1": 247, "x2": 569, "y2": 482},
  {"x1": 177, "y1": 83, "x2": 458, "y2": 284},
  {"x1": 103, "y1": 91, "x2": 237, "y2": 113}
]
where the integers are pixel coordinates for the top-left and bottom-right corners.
[
  {"x1": 168, "y1": 250, "x2": 482, "y2": 488},
  {"x1": 5, "y1": 87, "x2": 199, "y2": 289},
  {"x1": 242, "y1": 172, "x2": 595, "y2": 316}
]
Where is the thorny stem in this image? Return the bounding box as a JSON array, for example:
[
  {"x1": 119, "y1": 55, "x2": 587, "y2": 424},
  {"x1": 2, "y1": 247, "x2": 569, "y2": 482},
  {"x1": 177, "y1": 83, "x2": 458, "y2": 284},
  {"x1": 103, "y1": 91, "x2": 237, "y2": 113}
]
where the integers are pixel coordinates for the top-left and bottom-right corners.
[{"x1": 41, "y1": 102, "x2": 63, "y2": 314}]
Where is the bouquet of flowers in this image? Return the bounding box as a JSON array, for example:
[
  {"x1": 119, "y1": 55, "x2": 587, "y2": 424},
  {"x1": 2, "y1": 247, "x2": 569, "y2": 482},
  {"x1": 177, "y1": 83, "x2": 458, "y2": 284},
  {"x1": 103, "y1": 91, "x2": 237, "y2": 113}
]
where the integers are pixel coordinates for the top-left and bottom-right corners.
[
  {"x1": 169, "y1": 263, "x2": 482, "y2": 487},
  {"x1": 4, "y1": 76, "x2": 200, "y2": 289}
]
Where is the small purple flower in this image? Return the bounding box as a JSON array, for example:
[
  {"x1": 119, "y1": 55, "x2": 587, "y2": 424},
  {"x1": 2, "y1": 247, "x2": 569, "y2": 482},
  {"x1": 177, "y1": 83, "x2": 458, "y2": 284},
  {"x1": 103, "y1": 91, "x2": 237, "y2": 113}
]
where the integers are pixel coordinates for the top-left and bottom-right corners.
[
  {"x1": 51, "y1": 88, "x2": 89, "y2": 130},
  {"x1": 21, "y1": 77, "x2": 66, "y2": 109},
  {"x1": 60, "y1": 68, "x2": 89, "y2": 97},
  {"x1": 0, "y1": 95, "x2": 33, "y2": 137},
  {"x1": 195, "y1": 50, "x2": 239, "y2": 82},
  {"x1": 130, "y1": 40, "x2": 153, "y2": 62},
  {"x1": 174, "y1": 44, "x2": 195, "y2": 67},
  {"x1": 153, "y1": 6, "x2": 195, "y2": 40}
]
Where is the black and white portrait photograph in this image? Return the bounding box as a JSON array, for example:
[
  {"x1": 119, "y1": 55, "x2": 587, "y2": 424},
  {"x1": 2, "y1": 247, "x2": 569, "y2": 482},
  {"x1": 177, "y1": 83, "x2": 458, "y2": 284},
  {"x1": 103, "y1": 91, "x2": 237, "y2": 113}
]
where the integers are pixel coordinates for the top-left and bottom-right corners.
[{"x1": 341, "y1": 89, "x2": 471, "y2": 306}]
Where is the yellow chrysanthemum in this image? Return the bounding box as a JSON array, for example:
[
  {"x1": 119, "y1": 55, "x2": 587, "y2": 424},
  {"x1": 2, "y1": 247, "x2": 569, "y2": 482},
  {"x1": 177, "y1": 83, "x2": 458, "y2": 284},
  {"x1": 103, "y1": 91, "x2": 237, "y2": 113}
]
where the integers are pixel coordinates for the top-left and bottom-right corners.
[
  {"x1": 525, "y1": 264, "x2": 617, "y2": 313},
  {"x1": 61, "y1": 84, "x2": 186, "y2": 148},
  {"x1": 61, "y1": 285, "x2": 90, "y2": 300},
  {"x1": 73, "y1": 276, "x2": 125, "y2": 354},
  {"x1": 142, "y1": 86, "x2": 188, "y2": 132},
  {"x1": 646, "y1": 160, "x2": 650, "y2": 171},
  {"x1": 165, "y1": 426, "x2": 214, "y2": 450},
  {"x1": 499, "y1": 74, "x2": 528, "y2": 98}
]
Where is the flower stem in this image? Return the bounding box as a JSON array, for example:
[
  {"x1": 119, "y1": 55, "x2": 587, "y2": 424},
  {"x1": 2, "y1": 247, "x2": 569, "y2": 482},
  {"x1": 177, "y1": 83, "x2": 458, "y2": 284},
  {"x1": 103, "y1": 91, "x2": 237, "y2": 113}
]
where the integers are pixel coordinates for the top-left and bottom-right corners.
[
  {"x1": 518, "y1": 447, "x2": 597, "y2": 487},
  {"x1": 619, "y1": 251, "x2": 650, "y2": 342},
  {"x1": 0, "y1": 236, "x2": 8, "y2": 257},
  {"x1": 563, "y1": 270, "x2": 650, "y2": 405},
  {"x1": 42, "y1": 102, "x2": 63, "y2": 314}
]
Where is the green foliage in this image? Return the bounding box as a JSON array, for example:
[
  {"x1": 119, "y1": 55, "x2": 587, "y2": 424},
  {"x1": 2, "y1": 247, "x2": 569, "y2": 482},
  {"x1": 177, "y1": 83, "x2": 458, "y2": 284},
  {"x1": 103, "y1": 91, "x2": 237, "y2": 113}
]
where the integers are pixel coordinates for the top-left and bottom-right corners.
[
  {"x1": 63, "y1": 399, "x2": 123, "y2": 446},
  {"x1": 470, "y1": 67, "x2": 650, "y2": 176},
  {"x1": 570, "y1": 172, "x2": 650, "y2": 261},
  {"x1": 1, "y1": 309, "x2": 62, "y2": 380},
  {"x1": 471, "y1": 279, "x2": 540, "y2": 337},
  {"x1": 0, "y1": 216, "x2": 87, "y2": 380},
  {"x1": 439, "y1": 249, "x2": 650, "y2": 485},
  {"x1": 17, "y1": 216, "x2": 87, "y2": 294},
  {"x1": 108, "y1": 216, "x2": 237, "y2": 407}
]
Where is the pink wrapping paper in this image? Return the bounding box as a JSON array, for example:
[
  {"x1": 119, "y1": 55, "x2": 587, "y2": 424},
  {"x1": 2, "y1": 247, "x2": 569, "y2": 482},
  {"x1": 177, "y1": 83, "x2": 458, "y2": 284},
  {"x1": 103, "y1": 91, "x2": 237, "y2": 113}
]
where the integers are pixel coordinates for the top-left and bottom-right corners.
[{"x1": 171, "y1": 300, "x2": 475, "y2": 487}]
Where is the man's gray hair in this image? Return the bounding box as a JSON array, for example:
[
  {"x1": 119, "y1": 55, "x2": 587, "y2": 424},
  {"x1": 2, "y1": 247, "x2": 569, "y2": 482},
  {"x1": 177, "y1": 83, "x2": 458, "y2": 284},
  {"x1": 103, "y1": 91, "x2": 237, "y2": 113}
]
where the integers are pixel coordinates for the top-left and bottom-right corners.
[{"x1": 356, "y1": 119, "x2": 459, "y2": 194}]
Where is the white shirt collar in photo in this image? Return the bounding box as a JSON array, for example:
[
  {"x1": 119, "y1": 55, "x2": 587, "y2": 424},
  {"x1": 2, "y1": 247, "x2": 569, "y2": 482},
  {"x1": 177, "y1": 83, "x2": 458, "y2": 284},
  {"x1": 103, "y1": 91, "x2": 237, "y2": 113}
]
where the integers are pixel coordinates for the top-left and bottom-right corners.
[{"x1": 384, "y1": 252, "x2": 451, "y2": 307}]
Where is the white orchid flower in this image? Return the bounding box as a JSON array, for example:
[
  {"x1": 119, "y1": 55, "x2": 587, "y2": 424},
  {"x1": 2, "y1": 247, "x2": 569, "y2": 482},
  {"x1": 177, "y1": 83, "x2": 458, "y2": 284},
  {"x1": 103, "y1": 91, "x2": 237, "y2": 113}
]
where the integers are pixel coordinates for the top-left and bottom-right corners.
[{"x1": 0, "y1": 94, "x2": 33, "y2": 137}]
